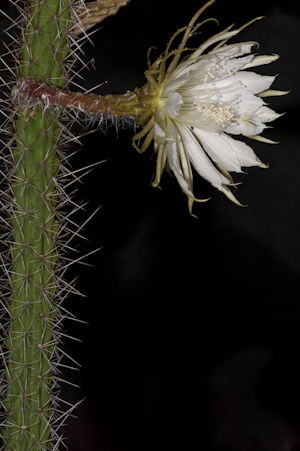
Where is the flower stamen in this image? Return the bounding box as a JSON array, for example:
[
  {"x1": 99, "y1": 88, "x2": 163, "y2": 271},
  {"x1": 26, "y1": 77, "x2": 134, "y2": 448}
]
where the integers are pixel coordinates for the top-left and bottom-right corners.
[{"x1": 192, "y1": 101, "x2": 235, "y2": 130}]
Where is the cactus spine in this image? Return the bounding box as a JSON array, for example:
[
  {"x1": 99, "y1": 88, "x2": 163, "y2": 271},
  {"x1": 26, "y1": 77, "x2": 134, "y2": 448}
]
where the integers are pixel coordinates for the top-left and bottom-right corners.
[{"x1": 1, "y1": 1, "x2": 76, "y2": 449}]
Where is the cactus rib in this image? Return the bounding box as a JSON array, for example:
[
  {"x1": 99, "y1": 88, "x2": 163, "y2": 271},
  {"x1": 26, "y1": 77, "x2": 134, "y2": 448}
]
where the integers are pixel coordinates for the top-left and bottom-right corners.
[{"x1": 0, "y1": 1, "x2": 79, "y2": 450}]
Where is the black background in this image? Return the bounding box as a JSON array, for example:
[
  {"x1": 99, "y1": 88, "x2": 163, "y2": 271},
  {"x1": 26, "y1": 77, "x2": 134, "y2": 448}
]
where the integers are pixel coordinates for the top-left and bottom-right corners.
[{"x1": 1, "y1": 1, "x2": 300, "y2": 450}]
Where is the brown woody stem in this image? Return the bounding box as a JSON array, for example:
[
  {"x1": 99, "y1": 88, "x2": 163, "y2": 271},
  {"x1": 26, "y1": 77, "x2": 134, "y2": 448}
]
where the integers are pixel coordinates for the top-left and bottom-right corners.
[
  {"x1": 72, "y1": 0, "x2": 131, "y2": 35},
  {"x1": 12, "y1": 77, "x2": 146, "y2": 119}
]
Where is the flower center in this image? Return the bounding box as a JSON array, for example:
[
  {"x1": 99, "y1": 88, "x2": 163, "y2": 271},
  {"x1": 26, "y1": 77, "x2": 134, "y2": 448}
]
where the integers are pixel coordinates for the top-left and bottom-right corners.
[
  {"x1": 191, "y1": 101, "x2": 234, "y2": 131},
  {"x1": 197, "y1": 102, "x2": 234, "y2": 124}
]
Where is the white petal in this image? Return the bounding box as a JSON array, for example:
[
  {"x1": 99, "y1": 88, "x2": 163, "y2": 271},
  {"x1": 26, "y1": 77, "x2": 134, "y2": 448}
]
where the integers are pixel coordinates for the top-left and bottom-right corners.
[
  {"x1": 193, "y1": 129, "x2": 262, "y2": 172},
  {"x1": 256, "y1": 105, "x2": 284, "y2": 123},
  {"x1": 175, "y1": 53, "x2": 254, "y2": 85},
  {"x1": 209, "y1": 42, "x2": 256, "y2": 59},
  {"x1": 164, "y1": 92, "x2": 183, "y2": 119},
  {"x1": 218, "y1": 54, "x2": 255, "y2": 77},
  {"x1": 225, "y1": 115, "x2": 266, "y2": 136},
  {"x1": 242, "y1": 54, "x2": 279, "y2": 69},
  {"x1": 171, "y1": 54, "x2": 218, "y2": 81},
  {"x1": 220, "y1": 133, "x2": 262, "y2": 168},
  {"x1": 233, "y1": 87, "x2": 265, "y2": 113},
  {"x1": 231, "y1": 71, "x2": 275, "y2": 94},
  {"x1": 176, "y1": 123, "x2": 229, "y2": 190},
  {"x1": 192, "y1": 128, "x2": 243, "y2": 172}
]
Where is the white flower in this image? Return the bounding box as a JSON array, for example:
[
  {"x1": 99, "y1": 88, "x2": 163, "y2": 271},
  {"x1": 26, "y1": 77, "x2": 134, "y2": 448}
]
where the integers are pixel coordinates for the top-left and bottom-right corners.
[{"x1": 133, "y1": 0, "x2": 288, "y2": 215}]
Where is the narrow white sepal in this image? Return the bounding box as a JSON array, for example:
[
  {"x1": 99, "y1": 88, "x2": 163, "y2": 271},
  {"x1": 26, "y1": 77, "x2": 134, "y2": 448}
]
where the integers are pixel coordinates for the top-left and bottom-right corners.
[
  {"x1": 257, "y1": 89, "x2": 291, "y2": 97},
  {"x1": 248, "y1": 135, "x2": 280, "y2": 144},
  {"x1": 242, "y1": 54, "x2": 280, "y2": 69},
  {"x1": 222, "y1": 185, "x2": 247, "y2": 207}
]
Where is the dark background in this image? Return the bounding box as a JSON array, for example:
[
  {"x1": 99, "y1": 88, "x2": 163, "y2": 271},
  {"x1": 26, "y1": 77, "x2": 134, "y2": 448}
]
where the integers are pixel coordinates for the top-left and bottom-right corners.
[{"x1": 1, "y1": 1, "x2": 300, "y2": 450}]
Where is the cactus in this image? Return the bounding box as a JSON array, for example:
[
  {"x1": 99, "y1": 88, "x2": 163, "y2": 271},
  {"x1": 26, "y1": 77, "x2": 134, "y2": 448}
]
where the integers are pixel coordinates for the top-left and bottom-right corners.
[
  {"x1": 0, "y1": 0, "x2": 141, "y2": 447},
  {"x1": 0, "y1": 0, "x2": 137, "y2": 448},
  {"x1": 0, "y1": 0, "x2": 287, "y2": 449},
  {"x1": 0, "y1": 1, "x2": 84, "y2": 450}
]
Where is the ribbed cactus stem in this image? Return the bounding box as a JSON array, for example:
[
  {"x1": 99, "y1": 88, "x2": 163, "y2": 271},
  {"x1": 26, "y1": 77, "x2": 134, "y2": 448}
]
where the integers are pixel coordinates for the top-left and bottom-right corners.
[
  {"x1": 2, "y1": 0, "x2": 72, "y2": 449},
  {"x1": 4, "y1": 108, "x2": 59, "y2": 451}
]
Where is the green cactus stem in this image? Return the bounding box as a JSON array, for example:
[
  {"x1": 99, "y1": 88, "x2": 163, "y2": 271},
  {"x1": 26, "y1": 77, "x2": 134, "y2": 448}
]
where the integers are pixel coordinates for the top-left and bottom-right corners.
[{"x1": 1, "y1": 0, "x2": 73, "y2": 449}]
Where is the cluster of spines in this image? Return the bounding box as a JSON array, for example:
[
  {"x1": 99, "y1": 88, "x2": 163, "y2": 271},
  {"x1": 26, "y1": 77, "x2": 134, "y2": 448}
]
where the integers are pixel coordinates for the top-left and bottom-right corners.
[{"x1": 0, "y1": 1, "x2": 98, "y2": 450}]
